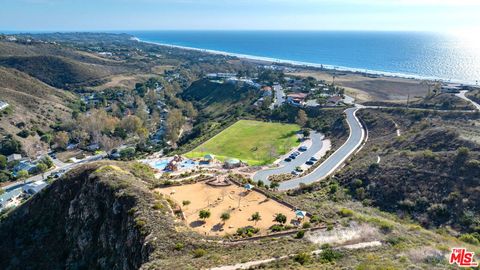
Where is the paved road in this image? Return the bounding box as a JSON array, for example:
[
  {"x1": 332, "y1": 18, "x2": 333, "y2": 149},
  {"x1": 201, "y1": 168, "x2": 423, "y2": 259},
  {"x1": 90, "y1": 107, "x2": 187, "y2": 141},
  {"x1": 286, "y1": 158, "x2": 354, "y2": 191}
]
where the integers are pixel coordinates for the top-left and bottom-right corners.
[
  {"x1": 253, "y1": 107, "x2": 364, "y2": 190},
  {"x1": 272, "y1": 84, "x2": 285, "y2": 108},
  {"x1": 456, "y1": 90, "x2": 480, "y2": 111},
  {"x1": 252, "y1": 132, "x2": 325, "y2": 183},
  {"x1": 1, "y1": 153, "x2": 106, "y2": 209}
]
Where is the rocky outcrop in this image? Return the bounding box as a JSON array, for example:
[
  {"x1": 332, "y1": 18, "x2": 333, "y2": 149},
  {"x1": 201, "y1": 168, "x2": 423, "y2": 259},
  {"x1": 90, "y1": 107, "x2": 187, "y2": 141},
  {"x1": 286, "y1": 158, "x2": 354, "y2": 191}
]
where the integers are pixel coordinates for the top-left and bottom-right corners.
[{"x1": 0, "y1": 163, "x2": 152, "y2": 270}]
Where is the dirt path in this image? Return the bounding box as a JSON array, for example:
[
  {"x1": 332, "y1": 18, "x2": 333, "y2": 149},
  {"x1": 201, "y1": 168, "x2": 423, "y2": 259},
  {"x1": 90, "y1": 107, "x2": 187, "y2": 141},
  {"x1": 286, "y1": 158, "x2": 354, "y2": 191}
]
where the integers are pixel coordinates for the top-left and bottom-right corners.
[{"x1": 209, "y1": 240, "x2": 382, "y2": 270}]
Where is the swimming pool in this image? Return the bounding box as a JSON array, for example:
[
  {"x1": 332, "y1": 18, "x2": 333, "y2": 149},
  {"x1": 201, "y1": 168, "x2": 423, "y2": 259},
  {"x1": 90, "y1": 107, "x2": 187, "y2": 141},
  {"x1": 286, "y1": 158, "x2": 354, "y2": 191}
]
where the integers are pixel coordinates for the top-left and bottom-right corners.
[
  {"x1": 153, "y1": 159, "x2": 170, "y2": 171},
  {"x1": 152, "y1": 159, "x2": 198, "y2": 171}
]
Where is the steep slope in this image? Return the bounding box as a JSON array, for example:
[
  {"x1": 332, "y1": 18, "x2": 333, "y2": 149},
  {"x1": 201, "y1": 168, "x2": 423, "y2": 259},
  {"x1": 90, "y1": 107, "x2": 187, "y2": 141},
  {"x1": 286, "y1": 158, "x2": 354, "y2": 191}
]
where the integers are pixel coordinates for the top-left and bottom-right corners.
[
  {"x1": 181, "y1": 79, "x2": 259, "y2": 117},
  {"x1": 0, "y1": 162, "x2": 165, "y2": 270},
  {"x1": 0, "y1": 66, "x2": 74, "y2": 156},
  {"x1": 337, "y1": 109, "x2": 480, "y2": 233},
  {"x1": 0, "y1": 161, "x2": 321, "y2": 270}
]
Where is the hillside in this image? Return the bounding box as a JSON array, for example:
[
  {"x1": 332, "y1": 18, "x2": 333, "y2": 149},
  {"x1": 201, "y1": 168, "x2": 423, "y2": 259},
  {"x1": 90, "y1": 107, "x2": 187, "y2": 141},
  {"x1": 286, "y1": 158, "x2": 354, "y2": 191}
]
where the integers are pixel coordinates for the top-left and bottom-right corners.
[
  {"x1": 181, "y1": 79, "x2": 259, "y2": 118},
  {"x1": 0, "y1": 162, "x2": 321, "y2": 269},
  {"x1": 0, "y1": 55, "x2": 114, "y2": 89},
  {"x1": 0, "y1": 40, "x2": 134, "y2": 89},
  {"x1": 336, "y1": 109, "x2": 480, "y2": 233},
  {"x1": 0, "y1": 66, "x2": 74, "y2": 156}
]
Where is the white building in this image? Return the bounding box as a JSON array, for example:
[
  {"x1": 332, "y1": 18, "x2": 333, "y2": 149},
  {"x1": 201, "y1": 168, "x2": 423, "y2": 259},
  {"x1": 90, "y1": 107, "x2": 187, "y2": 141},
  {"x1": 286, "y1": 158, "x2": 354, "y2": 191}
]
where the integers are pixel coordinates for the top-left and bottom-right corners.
[
  {"x1": 23, "y1": 180, "x2": 48, "y2": 195},
  {"x1": 7, "y1": 154, "x2": 22, "y2": 163},
  {"x1": 0, "y1": 101, "x2": 9, "y2": 111}
]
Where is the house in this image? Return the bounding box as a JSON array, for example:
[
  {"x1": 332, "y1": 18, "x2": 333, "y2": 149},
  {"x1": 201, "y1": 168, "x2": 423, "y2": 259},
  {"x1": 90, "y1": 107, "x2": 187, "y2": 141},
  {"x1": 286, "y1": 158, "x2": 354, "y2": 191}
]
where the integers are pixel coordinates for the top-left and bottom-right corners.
[
  {"x1": 86, "y1": 143, "x2": 100, "y2": 151},
  {"x1": 260, "y1": 86, "x2": 273, "y2": 97},
  {"x1": 13, "y1": 161, "x2": 36, "y2": 176},
  {"x1": 224, "y1": 158, "x2": 242, "y2": 169},
  {"x1": 286, "y1": 93, "x2": 308, "y2": 106},
  {"x1": 327, "y1": 96, "x2": 343, "y2": 106},
  {"x1": 7, "y1": 154, "x2": 22, "y2": 163},
  {"x1": 204, "y1": 154, "x2": 216, "y2": 163},
  {"x1": 0, "y1": 101, "x2": 9, "y2": 111},
  {"x1": 23, "y1": 180, "x2": 48, "y2": 195},
  {"x1": 66, "y1": 143, "x2": 79, "y2": 150},
  {"x1": 0, "y1": 188, "x2": 22, "y2": 209},
  {"x1": 441, "y1": 83, "x2": 463, "y2": 93}
]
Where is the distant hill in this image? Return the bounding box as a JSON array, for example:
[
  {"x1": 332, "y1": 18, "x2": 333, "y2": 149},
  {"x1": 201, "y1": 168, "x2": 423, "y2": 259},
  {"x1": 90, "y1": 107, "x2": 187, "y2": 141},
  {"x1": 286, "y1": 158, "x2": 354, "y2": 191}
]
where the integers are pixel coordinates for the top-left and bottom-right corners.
[
  {"x1": 0, "y1": 41, "x2": 131, "y2": 89},
  {"x1": 0, "y1": 55, "x2": 116, "y2": 89}
]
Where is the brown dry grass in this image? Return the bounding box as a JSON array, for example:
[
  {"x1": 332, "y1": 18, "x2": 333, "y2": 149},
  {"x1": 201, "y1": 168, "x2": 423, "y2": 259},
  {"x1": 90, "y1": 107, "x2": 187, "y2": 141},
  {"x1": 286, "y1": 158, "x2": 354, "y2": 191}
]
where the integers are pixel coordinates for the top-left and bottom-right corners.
[
  {"x1": 151, "y1": 65, "x2": 175, "y2": 75},
  {"x1": 288, "y1": 70, "x2": 429, "y2": 103},
  {"x1": 90, "y1": 73, "x2": 157, "y2": 90}
]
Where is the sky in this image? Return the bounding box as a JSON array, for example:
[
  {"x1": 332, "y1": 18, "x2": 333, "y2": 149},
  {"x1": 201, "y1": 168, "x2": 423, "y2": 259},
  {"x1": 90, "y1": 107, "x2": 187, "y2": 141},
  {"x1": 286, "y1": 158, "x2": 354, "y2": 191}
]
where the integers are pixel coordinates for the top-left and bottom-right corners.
[{"x1": 1, "y1": 0, "x2": 480, "y2": 32}]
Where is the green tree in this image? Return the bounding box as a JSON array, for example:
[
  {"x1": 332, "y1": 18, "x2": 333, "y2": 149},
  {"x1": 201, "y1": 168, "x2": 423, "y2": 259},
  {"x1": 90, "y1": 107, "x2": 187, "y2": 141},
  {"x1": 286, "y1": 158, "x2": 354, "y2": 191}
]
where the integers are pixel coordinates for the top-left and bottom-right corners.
[
  {"x1": 274, "y1": 213, "x2": 287, "y2": 224},
  {"x1": 36, "y1": 163, "x2": 48, "y2": 179},
  {"x1": 0, "y1": 155, "x2": 6, "y2": 170},
  {"x1": 269, "y1": 182, "x2": 280, "y2": 190},
  {"x1": 54, "y1": 131, "x2": 69, "y2": 150},
  {"x1": 0, "y1": 136, "x2": 22, "y2": 156},
  {"x1": 40, "y1": 156, "x2": 54, "y2": 168},
  {"x1": 220, "y1": 212, "x2": 230, "y2": 223},
  {"x1": 17, "y1": 170, "x2": 29, "y2": 181},
  {"x1": 295, "y1": 110, "x2": 308, "y2": 126},
  {"x1": 251, "y1": 212, "x2": 261, "y2": 225},
  {"x1": 199, "y1": 209, "x2": 211, "y2": 221}
]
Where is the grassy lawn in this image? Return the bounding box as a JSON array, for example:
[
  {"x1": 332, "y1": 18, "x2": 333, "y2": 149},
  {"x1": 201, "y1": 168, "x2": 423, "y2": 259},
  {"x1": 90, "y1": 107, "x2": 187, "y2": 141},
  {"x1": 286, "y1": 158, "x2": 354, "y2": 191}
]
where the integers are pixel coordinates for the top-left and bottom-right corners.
[{"x1": 185, "y1": 120, "x2": 301, "y2": 165}]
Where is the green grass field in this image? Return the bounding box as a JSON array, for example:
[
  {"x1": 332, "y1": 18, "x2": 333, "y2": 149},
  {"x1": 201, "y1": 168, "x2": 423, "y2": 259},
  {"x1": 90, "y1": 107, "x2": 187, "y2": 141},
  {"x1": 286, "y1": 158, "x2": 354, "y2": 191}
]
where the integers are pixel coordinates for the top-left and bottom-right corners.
[{"x1": 185, "y1": 120, "x2": 301, "y2": 165}]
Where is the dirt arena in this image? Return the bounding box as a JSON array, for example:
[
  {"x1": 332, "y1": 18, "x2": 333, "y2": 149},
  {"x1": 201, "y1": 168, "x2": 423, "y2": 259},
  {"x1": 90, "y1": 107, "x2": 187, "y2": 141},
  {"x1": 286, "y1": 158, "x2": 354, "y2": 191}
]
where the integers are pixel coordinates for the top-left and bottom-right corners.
[{"x1": 156, "y1": 182, "x2": 302, "y2": 236}]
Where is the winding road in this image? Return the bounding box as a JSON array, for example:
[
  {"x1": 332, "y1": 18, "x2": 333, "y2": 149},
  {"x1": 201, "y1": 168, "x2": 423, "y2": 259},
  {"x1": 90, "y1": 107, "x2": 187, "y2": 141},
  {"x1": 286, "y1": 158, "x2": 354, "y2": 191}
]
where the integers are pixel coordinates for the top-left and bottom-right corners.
[
  {"x1": 456, "y1": 90, "x2": 480, "y2": 111},
  {"x1": 252, "y1": 132, "x2": 326, "y2": 183},
  {"x1": 253, "y1": 107, "x2": 365, "y2": 190}
]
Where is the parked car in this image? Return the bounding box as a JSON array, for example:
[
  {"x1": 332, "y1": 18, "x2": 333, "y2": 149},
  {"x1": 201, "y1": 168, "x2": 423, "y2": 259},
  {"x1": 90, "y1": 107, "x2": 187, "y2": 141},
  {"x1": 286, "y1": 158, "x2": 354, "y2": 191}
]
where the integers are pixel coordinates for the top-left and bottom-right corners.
[
  {"x1": 306, "y1": 161, "x2": 314, "y2": 165},
  {"x1": 295, "y1": 167, "x2": 304, "y2": 172},
  {"x1": 310, "y1": 157, "x2": 318, "y2": 162},
  {"x1": 299, "y1": 146, "x2": 308, "y2": 151},
  {"x1": 291, "y1": 171, "x2": 298, "y2": 175},
  {"x1": 289, "y1": 155, "x2": 296, "y2": 160},
  {"x1": 292, "y1": 151, "x2": 300, "y2": 156},
  {"x1": 284, "y1": 157, "x2": 292, "y2": 162},
  {"x1": 52, "y1": 169, "x2": 66, "y2": 178}
]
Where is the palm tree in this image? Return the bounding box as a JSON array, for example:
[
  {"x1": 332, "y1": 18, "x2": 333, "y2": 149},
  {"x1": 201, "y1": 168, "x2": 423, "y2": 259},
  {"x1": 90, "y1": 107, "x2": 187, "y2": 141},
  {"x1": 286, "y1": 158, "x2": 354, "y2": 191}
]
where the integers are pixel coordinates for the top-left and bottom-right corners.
[
  {"x1": 251, "y1": 212, "x2": 261, "y2": 225},
  {"x1": 199, "y1": 209, "x2": 211, "y2": 222},
  {"x1": 220, "y1": 212, "x2": 230, "y2": 224}
]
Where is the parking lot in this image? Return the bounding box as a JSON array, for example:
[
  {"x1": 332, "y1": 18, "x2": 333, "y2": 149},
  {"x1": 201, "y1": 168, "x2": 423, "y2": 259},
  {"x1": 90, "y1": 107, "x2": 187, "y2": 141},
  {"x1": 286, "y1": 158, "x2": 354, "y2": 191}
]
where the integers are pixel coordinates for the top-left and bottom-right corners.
[{"x1": 252, "y1": 132, "x2": 328, "y2": 183}]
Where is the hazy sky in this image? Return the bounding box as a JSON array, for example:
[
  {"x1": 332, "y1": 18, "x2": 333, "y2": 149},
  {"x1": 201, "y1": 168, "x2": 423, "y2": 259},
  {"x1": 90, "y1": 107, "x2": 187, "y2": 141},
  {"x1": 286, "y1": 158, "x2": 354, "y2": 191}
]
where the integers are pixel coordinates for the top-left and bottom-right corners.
[{"x1": 1, "y1": 0, "x2": 480, "y2": 32}]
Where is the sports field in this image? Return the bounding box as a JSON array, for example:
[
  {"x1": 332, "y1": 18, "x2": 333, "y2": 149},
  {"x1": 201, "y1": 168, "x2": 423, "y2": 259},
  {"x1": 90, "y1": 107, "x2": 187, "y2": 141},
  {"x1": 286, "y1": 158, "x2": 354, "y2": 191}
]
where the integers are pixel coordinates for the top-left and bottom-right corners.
[{"x1": 186, "y1": 120, "x2": 300, "y2": 165}]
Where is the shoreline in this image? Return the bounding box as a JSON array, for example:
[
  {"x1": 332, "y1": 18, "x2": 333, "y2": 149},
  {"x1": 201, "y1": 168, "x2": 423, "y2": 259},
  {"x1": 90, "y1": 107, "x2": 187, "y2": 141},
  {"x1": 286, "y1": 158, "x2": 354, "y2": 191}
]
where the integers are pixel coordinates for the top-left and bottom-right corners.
[{"x1": 136, "y1": 37, "x2": 475, "y2": 86}]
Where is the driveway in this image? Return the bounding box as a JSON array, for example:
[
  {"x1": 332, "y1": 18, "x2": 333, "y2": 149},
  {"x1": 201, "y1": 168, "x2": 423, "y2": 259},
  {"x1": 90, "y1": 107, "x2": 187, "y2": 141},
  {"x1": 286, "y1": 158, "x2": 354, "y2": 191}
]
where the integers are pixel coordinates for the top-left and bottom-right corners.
[
  {"x1": 252, "y1": 132, "x2": 326, "y2": 183},
  {"x1": 271, "y1": 84, "x2": 285, "y2": 108}
]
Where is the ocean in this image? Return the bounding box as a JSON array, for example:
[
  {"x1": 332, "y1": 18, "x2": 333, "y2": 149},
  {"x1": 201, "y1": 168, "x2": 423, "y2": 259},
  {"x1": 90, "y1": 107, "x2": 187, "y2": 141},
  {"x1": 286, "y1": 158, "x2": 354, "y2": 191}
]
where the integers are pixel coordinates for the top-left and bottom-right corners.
[{"x1": 130, "y1": 31, "x2": 480, "y2": 85}]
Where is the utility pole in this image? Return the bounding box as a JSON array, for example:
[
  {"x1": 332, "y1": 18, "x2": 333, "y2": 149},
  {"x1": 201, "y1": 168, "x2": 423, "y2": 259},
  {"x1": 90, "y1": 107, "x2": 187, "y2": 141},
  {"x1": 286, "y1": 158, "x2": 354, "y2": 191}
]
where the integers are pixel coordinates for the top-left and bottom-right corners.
[{"x1": 406, "y1": 93, "x2": 410, "y2": 110}]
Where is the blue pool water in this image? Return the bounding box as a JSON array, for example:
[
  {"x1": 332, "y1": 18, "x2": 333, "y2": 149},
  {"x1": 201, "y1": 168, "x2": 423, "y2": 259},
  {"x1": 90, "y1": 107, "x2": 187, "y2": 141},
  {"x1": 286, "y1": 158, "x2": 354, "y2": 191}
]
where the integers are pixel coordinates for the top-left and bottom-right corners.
[
  {"x1": 153, "y1": 160, "x2": 170, "y2": 171},
  {"x1": 153, "y1": 159, "x2": 198, "y2": 171}
]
